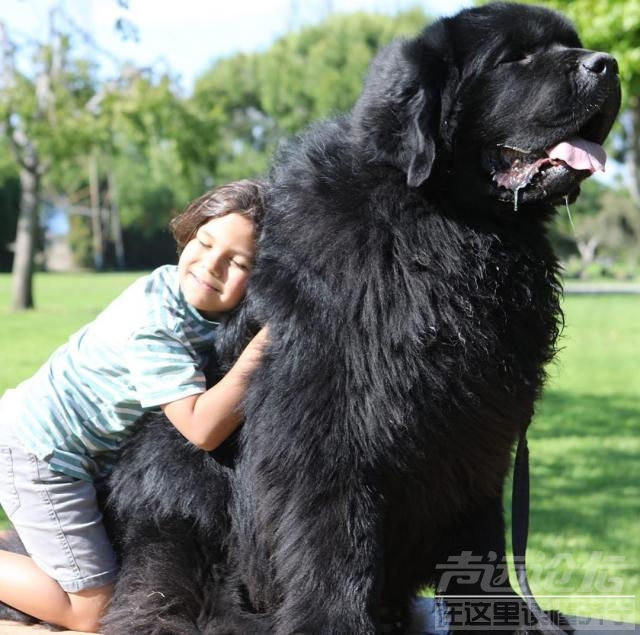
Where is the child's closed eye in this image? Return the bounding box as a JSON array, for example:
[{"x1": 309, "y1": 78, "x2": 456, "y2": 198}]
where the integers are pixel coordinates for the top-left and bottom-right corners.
[{"x1": 231, "y1": 259, "x2": 251, "y2": 271}]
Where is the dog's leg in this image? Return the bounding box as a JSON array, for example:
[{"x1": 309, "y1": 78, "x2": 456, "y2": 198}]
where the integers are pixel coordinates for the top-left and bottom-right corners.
[
  {"x1": 433, "y1": 496, "x2": 523, "y2": 632},
  {"x1": 101, "y1": 520, "x2": 214, "y2": 635},
  {"x1": 247, "y1": 473, "x2": 382, "y2": 635},
  {"x1": 434, "y1": 496, "x2": 569, "y2": 635}
]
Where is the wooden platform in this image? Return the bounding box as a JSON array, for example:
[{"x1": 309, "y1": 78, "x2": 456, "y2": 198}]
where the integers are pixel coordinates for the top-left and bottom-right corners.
[
  {"x1": 0, "y1": 623, "x2": 86, "y2": 635},
  {"x1": 0, "y1": 598, "x2": 637, "y2": 635}
]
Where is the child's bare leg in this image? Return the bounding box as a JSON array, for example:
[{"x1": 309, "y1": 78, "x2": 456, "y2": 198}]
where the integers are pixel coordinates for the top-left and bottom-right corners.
[
  {"x1": 0, "y1": 549, "x2": 112, "y2": 632},
  {"x1": 0, "y1": 439, "x2": 118, "y2": 631}
]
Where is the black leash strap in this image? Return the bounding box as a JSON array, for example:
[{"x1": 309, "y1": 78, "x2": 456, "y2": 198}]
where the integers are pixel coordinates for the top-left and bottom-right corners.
[{"x1": 512, "y1": 431, "x2": 565, "y2": 633}]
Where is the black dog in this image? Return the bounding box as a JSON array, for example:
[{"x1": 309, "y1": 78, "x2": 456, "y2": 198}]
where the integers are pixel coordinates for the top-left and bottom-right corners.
[
  {"x1": 1, "y1": 3, "x2": 620, "y2": 634},
  {"x1": 103, "y1": 3, "x2": 620, "y2": 634}
]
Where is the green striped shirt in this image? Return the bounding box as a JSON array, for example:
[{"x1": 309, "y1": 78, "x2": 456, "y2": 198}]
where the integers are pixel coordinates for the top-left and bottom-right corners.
[{"x1": 1, "y1": 265, "x2": 218, "y2": 481}]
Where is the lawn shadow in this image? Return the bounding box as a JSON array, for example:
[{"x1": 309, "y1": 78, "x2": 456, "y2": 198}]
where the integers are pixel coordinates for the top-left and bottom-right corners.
[
  {"x1": 533, "y1": 390, "x2": 639, "y2": 438},
  {"x1": 505, "y1": 389, "x2": 639, "y2": 605}
]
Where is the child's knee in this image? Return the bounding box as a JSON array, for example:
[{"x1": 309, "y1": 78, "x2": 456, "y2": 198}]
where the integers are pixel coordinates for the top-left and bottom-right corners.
[
  {"x1": 69, "y1": 583, "x2": 114, "y2": 632},
  {"x1": 71, "y1": 614, "x2": 102, "y2": 633}
]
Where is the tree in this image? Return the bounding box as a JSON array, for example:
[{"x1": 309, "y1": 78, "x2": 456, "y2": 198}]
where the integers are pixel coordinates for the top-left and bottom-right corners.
[
  {"x1": 0, "y1": 142, "x2": 20, "y2": 271},
  {"x1": 0, "y1": 3, "x2": 221, "y2": 299},
  {"x1": 0, "y1": 12, "x2": 101, "y2": 309},
  {"x1": 191, "y1": 8, "x2": 429, "y2": 184},
  {"x1": 64, "y1": 64, "x2": 220, "y2": 270},
  {"x1": 569, "y1": 188, "x2": 640, "y2": 276},
  {"x1": 191, "y1": 52, "x2": 271, "y2": 184},
  {"x1": 258, "y1": 9, "x2": 428, "y2": 133}
]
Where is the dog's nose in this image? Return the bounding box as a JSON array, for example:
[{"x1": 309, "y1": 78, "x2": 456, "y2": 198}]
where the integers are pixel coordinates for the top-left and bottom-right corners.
[{"x1": 580, "y1": 52, "x2": 619, "y2": 77}]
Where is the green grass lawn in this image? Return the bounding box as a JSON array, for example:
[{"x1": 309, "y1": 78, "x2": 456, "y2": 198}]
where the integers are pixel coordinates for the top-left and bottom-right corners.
[
  {"x1": 0, "y1": 272, "x2": 143, "y2": 390},
  {"x1": 1, "y1": 273, "x2": 638, "y2": 622},
  {"x1": 506, "y1": 295, "x2": 640, "y2": 624}
]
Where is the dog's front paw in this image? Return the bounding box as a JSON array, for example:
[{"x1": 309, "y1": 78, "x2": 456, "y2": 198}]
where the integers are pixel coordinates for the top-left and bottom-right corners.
[{"x1": 379, "y1": 602, "x2": 411, "y2": 633}]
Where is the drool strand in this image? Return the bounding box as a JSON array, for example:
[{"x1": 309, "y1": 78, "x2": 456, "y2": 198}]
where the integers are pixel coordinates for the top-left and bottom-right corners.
[
  {"x1": 514, "y1": 187, "x2": 522, "y2": 212},
  {"x1": 564, "y1": 195, "x2": 576, "y2": 235}
]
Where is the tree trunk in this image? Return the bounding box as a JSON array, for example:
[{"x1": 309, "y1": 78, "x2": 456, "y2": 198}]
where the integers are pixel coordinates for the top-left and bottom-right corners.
[
  {"x1": 625, "y1": 98, "x2": 640, "y2": 209},
  {"x1": 576, "y1": 236, "x2": 599, "y2": 272},
  {"x1": 89, "y1": 153, "x2": 104, "y2": 271},
  {"x1": 108, "y1": 172, "x2": 126, "y2": 270},
  {"x1": 11, "y1": 166, "x2": 40, "y2": 310}
]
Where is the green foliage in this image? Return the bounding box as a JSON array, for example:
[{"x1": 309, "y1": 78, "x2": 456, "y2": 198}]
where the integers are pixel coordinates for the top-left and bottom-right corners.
[
  {"x1": 88, "y1": 70, "x2": 195, "y2": 255},
  {"x1": 79, "y1": 68, "x2": 221, "y2": 237},
  {"x1": 111, "y1": 151, "x2": 179, "y2": 268},
  {"x1": 192, "y1": 52, "x2": 275, "y2": 184},
  {"x1": 259, "y1": 9, "x2": 427, "y2": 130},
  {"x1": 1, "y1": 17, "x2": 223, "y2": 274},
  {"x1": 116, "y1": 159, "x2": 177, "y2": 234},
  {"x1": 191, "y1": 8, "x2": 428, "y2": 183},
  {"x1": 587, "y1": 189, "x2": 639, "y2": 254},
  {"x1": 106, "y1": 70, "x2": 220, "y2": 183},
  {"x1": 0, "y1": 31, "x2": 102, "y2": 171},
  {"x1": 45, "y1": 63, "x2": 223, "y2": 270},
  {"x1": 551, "y1": 181, "x2": 639, "y2": 279},
  {"x1": 552, "y1": 179, "x2": 640, "y2": 280},
  {"x1": 2, "y1": 4, "x2": 635, "y2": 275},
  {"x1": 68, "y1": 213, "x2": 93, "y2": 268}
]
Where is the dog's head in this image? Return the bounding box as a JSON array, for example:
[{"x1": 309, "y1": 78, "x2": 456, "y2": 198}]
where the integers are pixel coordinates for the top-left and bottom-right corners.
[{"x1": 351, "y1": 2, "x2": 621, "y2": 211}]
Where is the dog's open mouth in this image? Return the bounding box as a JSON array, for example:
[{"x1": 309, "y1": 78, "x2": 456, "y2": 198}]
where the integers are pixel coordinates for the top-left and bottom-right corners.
[{"x1": 484, "y1": 136, "x2": 607, "y2": 193}]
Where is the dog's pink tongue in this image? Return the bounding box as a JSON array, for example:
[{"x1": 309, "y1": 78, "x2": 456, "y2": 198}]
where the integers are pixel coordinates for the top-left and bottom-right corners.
[{"x1": 547, "y1": 137, "x2": 607, "y2": 173}]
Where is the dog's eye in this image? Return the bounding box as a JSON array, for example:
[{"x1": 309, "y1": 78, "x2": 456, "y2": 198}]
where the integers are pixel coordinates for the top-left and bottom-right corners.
[{"x1": 498, "y1": 53, "x2": 533, "y2": 66}]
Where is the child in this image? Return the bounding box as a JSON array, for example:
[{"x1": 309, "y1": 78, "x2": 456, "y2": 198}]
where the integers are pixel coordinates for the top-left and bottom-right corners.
[{"x1": 0, "y1": 179, "x2": 268, "y2": 632}]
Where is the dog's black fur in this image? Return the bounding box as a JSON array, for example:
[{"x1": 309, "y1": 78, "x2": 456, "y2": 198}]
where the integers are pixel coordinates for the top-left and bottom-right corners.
[{"x1": 0, "y1": 3, "x2": 620, "y2": 634}]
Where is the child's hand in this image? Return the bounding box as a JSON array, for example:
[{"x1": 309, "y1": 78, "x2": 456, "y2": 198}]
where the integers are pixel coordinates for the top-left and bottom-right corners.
[
  {"x1": 163, "y1": 325, "x2": 269, "y2": 451},
  {"x1": 253, "y1": 326, "x2": 269, "y2": 344},
  {"x1": 243, "y1": 327, "x2": 269, "y2": 364}
]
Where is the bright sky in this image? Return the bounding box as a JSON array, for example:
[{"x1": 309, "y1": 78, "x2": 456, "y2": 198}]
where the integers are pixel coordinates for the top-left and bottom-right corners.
[{"x1": 1, "y1": 0, "x2": 469, "y2": 91}]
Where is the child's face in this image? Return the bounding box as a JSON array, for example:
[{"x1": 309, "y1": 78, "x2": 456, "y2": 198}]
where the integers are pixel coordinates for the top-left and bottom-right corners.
[{"x1": 178, "y1": 212, "x2": 256, "y2": 319}]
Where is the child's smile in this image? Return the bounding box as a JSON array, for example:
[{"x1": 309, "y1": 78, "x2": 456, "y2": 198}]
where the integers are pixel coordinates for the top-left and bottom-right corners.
[{"x1": 178, "y1": 212, "x2": 255, "y2": 319}]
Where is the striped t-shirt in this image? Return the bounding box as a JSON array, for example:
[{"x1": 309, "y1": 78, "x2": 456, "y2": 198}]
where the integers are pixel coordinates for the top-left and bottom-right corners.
[{"x1": 0, "y1": 265, "x2": 218, "y2": 481}]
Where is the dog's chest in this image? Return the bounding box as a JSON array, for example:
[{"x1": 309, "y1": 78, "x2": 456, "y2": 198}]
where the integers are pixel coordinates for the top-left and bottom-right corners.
[{"x1": 351, "y1": 215, "x2": 559, "y2": 402}]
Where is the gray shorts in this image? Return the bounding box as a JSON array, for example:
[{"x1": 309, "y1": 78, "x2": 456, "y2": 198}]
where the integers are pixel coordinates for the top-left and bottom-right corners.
[{"x1": 0, "y1": 430, "x2": 118, "y2": 593}]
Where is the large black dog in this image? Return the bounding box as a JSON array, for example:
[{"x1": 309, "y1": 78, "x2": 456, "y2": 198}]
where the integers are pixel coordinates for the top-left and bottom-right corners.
[
  {"x1": 0, "y1": 3, "x2": 620, "y2": 634},
  {"x1": 106, "y1": 3, "x2": 620, "y2": 634}
]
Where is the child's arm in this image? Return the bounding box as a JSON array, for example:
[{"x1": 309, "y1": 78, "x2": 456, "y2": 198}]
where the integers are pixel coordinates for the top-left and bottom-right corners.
[{"x1": 161, "y1": 327, "x2": 268, "y2": 451}]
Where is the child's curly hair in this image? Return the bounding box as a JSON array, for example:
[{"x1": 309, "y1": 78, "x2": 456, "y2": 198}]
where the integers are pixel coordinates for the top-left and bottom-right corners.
[{"x1": 170, "y1": 179, "x2": 266, "y2": 255}]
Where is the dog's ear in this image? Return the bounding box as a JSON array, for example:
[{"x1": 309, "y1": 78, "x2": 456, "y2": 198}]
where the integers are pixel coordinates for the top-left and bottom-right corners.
[{"x1": 351, "y1": 25, "x2": 448, "y2": 188}]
